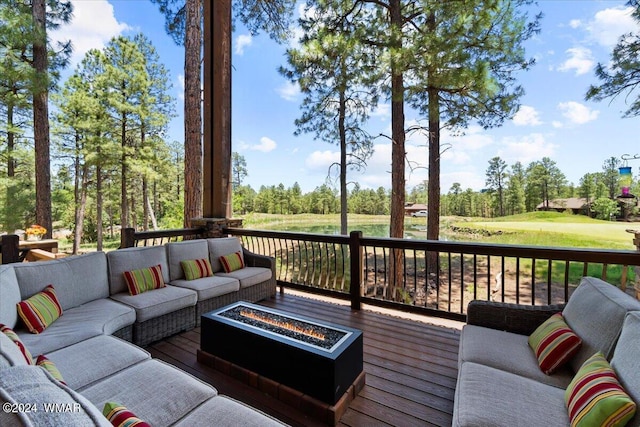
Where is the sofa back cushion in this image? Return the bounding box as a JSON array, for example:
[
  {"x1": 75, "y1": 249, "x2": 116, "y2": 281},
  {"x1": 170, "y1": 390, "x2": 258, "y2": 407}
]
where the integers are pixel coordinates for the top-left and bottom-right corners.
[
  {"x1": 0, "y1": 265, "x2": 21, "y2": 328},
  {"x1": 166, "y1": 240, "x2": 209, "y2": 281},
  {"x1": 107, "y1": 246, "x2": 170, "y2": 295},
  {"x1": 563, "y1": 276, "x2": 640, "y2": 372},
  {"x1": 0, "y1": 365, "x2": 112, "y2": 427},
  {"x1": 611, "y1": 312, "x2": 640, "y2": 427},
  {"x1": 12, "y1": 252, "x2": 109, "y2": 312},
  {"x1": 207, "y1": 237, "x2": 242, "y2": 273}
]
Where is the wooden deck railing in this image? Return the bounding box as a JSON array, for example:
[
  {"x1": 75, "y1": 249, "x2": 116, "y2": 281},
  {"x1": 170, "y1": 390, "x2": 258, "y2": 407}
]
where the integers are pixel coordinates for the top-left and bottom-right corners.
[
  {"x1": 120, "y1": 227, "x2": 206, "y2": 248},
  {"x1": 226, "y1": 228, "x2": 640, "y2": 322},
  {"x1": 88, "y1": 226, "x2": 640, "y2": 322}
]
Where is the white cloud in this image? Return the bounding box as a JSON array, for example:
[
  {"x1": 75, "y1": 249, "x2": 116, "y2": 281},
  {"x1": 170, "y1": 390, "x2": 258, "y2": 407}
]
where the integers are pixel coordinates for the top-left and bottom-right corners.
[
  {"x1": 587, "y1": 6, "x2": 636, "y2": 47},
  {"x1": 569, "y1": 19, "x2": 582, "y2": 29},
  {"x1": 49, "y1": 0, "x2": 130, "y2": 67},
  {"x1": 276, "y1": 81, "x2": 300, "y2": 101},
  {"x1": 370, "y1": 103, "x2": 391, "y2": 120},
  {"x1": 305, "y1": 150, "x2": 339, "y2": 171},
  {"x1": 558, "y1": 47, "x2": 594, "y2": 75},
  {"x1": 253, "y1": 137, "x2": 277, "y2": 152},
  {"x1": 513, "y1": 105, "x2": 542, "y2": 126},
  {"x1": 498, "y1": 133, "x2": 557, "y2": 165},
  {"x1": 557, "y1": 101, "x2": 599, "y2": 124},
  {"x1": 235, "y1": 34, "x2": 252, "y2": 55}
]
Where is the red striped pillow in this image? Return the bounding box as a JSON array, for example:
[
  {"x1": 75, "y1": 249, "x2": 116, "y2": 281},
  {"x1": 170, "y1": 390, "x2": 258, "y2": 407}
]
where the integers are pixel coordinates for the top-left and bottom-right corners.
[
  {"x1": 181, "y1": 258, "x2": 213, "y2": 280},
  {"x1": 219, "y1": 251, "x2": 245, "y2": 273},
  {"x1": 565, "y1": 352, "x2": 636, "y2": 427},
  {"x1": 36, "y1": 354, "x2": 66, "y2": 385},
  {"x1": 123, "y1": 265, "x2": 165, "y2": 296},
  {"x1": 0, "y1": 324, "x2": 33, "y2": 365},
  {"x1": 16, "y1": 285, "x2": 63, "y2": 334},
  {"x1": 103, "y1": 402, "x2": 150, "y2": 427},
  {"x1": 528, "y1": 312, "x2": 582, "y2": 374}
]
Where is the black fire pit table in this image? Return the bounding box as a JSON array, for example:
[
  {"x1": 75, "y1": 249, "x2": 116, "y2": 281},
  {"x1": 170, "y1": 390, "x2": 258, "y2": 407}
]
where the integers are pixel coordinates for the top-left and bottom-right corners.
[{"x1": 199, "y1": 301, "x2": 363, "y2": 406}]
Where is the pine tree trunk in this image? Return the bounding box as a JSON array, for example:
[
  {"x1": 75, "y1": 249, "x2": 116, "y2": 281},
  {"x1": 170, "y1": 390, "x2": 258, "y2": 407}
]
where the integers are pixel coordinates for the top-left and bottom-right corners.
[
  {"x1": 6, "y1": 102, "x2": 19, "y2": 232},
  {"x1": 388, "y1": 0, "x2": 405, "y2": 301},
  {"x1": 183, "y1": 0, "x2": 202, "y2": 227},
  {"x1": 96, "y1": 160, "x2": 103, "y2": 252},
  {"x1": 142, "y1": 177, "x2": 149, "y2": 231},
  {"x1": 120, "y1": 110, "x2": 128, "y2": 229},
  {"x1": 32, "y1": 0, "x2": 52, "y2": 238},
  {"x1": 339, "y1": 88, "x2": 348, "y2": 235}
]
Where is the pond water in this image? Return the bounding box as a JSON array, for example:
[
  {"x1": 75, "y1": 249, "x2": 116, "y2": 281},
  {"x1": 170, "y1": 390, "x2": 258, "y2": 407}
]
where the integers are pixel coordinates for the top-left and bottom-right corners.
[{"x1": 262, "y1": 223, "x2": 453, "y2": 241}]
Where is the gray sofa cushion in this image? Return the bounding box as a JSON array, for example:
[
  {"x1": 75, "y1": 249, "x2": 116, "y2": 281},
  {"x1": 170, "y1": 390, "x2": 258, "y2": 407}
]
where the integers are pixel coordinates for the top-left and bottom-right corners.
[
  {"x1": 458, "y1": 324, "x2": 574, "y2": 389},
  {"x1": 166, "y1": 240, "x2": 210, "y2": 281},
  {"x1": 170, "y1": 276, "x2": 240, "y2": 300},
  {"x1": 0, "y1": 365, "x2": 111, "y2": 427},
  {"x1": 611, "y1": 312, "x2": 640, "y2": 427},
  {"x1": 0, "y1": 329, "x2": 29, "y2": 368},
  {"x1": 47, "y1": 335, "x2": 150, "y2": 391},
  {"x1": 110, "y1": 285, "x2": 197, "y2": 322},
  {"x1": 0, "y1": 265, "x2": 21, "y2": 328},
  {"x1": 107, "y1": 246, "x2": 170, "y2": 295},
  {"x1": 17, "y1": 298, "x2": 136, "y2": 356},
  {"x1": 207, "y1": 237, "x2": 243, "y2": 273},
  {"x1": 81, "y1": 359, "x2": 217, "y2": 427},
  {"x1": 452, "y1": 362, "x2": 568, "y2": 427},
  {"x1": 562, "y1": 276, "x2": 640, "y2": 372},
  {"x1": 173, "y1": 396, "x2": 287, "y2": 426},
  {"x1": 12, "y1": 252, "x2": 109, "y2": 311},
  {"x1": 217, "y1": 266, "x2": 272, "y2": 289}
]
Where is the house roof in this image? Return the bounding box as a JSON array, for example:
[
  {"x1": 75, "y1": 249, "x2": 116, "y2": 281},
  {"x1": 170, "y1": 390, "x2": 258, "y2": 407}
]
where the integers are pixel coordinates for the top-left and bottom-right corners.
[
  {"x1": 536, "y1": 197, "x2": 589, "y2": 210},
  {"x1": 405, "y1": 203, "x2": 428, "y2": 211}
]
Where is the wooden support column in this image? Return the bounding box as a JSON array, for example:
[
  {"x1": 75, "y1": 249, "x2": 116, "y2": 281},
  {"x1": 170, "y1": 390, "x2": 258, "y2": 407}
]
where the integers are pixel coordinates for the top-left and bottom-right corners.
[{"x1": 203, "y1": 0, "x2": 232, "y2": 218}]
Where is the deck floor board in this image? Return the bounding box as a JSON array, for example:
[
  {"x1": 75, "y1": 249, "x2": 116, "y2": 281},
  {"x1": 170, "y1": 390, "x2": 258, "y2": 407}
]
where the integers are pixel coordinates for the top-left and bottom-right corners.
[{"x1": 149, "y1": 292, "x2": 461, "y2": 426}]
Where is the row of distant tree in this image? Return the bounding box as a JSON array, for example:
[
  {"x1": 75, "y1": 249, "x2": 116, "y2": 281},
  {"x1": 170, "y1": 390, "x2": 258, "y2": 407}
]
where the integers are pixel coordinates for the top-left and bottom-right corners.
[{"x1": 230, "y1": 154, "x2": 638, "y2": 220}]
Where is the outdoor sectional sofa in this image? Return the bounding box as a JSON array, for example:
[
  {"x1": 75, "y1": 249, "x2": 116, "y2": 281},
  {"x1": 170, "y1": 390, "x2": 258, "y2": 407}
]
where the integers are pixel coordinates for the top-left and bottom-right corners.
[
  {"x1": 0, "y1": 237, "x2": 283, "y2": 426},
  {"x1": 453, "y1": 276, "x2": 640, "y2": 427}
]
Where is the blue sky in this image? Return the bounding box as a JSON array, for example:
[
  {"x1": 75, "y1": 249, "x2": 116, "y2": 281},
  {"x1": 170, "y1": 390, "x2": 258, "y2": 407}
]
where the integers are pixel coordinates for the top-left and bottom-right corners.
[{"x1": 51, "y1": 0, "x2": 640, "y2": 194}]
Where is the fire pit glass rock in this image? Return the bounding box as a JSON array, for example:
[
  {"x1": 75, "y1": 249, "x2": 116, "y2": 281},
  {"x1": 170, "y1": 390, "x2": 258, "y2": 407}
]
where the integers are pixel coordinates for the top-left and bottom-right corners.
[{"x1": 218, "y1": 305, "x2": 348, "y2": 351}]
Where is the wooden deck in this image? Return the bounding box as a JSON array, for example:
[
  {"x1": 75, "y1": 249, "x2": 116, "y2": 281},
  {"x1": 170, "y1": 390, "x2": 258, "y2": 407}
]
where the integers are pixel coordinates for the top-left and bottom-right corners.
[{"x1": 148, "y1": 292, "x2": 462, "y2": 426}]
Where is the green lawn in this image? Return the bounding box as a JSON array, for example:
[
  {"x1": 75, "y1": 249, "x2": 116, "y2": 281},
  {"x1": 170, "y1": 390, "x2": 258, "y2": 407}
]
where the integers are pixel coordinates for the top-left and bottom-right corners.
[{"x1": 456, "y1": 212, "x2": 638, "y2": 250}]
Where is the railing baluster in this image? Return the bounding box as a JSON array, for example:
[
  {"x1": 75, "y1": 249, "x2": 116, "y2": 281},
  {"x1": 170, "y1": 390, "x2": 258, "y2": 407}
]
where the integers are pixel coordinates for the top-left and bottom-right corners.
[
  {"x1": 531, "y1": 258, "x2": 536, "y2": 305},
  {"x1": 547, "y1": 259, "x2": 552, "y2": 304},
  {"x1": 564, "y1": 261, "x2": 570, "y2": 301}
]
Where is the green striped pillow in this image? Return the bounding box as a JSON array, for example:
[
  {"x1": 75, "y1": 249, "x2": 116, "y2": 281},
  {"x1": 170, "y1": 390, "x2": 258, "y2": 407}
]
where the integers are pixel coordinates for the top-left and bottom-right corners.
[
  {"x1": 36, "y1": 354, "x2": 66, "y2": 385},
  {"x1": 16, "y1": 285, "x2": 63, "y2": 334},
  {"x1": 565, "y1": 352, "x2": 636, "y2": 427},
  {"x1": 123, "y1": 265, "x2": 165, "y2": 296},
  {"x1": 181, "y1": 258, "x2": 213, "y2": 280},
  {"x1": 103, "y1": 402, "x2": 151, "y2": 427},
  {"x1": 528, "y1": 312, "x2": 582, "y2": 374},
  {"x1": 0, "y1": 324, "x2": 34, "y2": 365},
  {"x1": 220, "y1": 251, "x2": 245, "y2": 273}
]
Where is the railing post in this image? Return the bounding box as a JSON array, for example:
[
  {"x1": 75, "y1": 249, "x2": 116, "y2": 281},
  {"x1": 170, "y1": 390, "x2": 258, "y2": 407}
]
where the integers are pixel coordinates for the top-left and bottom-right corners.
[
  {"x1": 350, "y1": 231, "x2": 363, "y2": 310},
  {"x1": 0, "y1": 234, "x2": 20, "y2": 264},
  {"x1": 121, "y1": 227, "x2": 136, "y2": 248}
]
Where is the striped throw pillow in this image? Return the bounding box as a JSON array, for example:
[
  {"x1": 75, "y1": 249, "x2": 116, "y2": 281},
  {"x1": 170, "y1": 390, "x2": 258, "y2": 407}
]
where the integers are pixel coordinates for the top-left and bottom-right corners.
[
  {"x1": 36, "y1": 354, "x2": 66, "y2": 385},
  {"x1": 16, "y1": 285, "x2": 63, "y2": 334},
  {"x1": 181, "y1": 258, "x2": 213, "y2": 280},
  {"x1": 0, "y1": 324, "x2": 33, "y2": 365},
  {"x1": 565, "y1": 352, "x2": 636, "y2": 427},
  {"x1": 220, "y1": 251, "x2": 245, "y2": 273},
  {"x1": 103, "y1": 402, "x2": 151, "y2": 427},
  {"x1": 123, "y1": 265, "x2": 165, "y2": 296},
  {"x1": 528, "y1": 312, "x2": 582, "y2": 374}
]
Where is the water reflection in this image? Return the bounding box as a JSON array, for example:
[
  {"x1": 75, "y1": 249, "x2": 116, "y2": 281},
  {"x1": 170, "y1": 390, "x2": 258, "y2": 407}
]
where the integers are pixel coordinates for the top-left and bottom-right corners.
[{"x1": 262, "y1": 223, "x2": 452, "y2": 240}]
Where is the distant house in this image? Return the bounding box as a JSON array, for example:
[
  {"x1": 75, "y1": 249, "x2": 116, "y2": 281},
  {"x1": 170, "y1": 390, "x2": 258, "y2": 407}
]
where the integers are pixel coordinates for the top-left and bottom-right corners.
[
  {"x1": 536, "y1": 198, "x2": 590, "y2": 215},
  {"x1": 405, "y1": 203, "x2": 428, "y2": 216}
]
